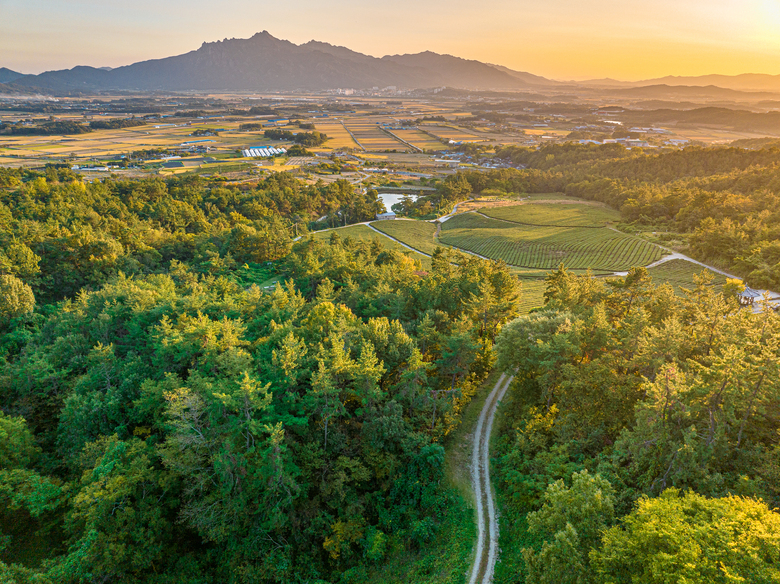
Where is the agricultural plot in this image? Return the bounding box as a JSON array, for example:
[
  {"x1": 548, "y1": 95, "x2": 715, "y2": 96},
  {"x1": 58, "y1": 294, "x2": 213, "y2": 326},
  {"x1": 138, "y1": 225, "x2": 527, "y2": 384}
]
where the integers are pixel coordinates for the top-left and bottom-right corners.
[
  {"x1": 439, "y1": 213, "x2": 663, "y2": 271},
  {"x1": 420, "y1": 124, "x2": 484, "y2": 143},
  {"x1": 524, "y1": 129, "x2": 570, "y2": 137},
  {"x1": 0, "y1": 120, "x2": 254, "y2": 165},
  {"x1": 647, "y1": 259, "x2": 727, "y2": 292},
  {"x1": 344, "y1": 122, "x2": 408, "y2": 151},
  {"x1": 310, "y1": 224, "x2": 431, "y2": 268},
  {"x1": 369, "y1": 220, "x2": 441, "y2": 256},
  {"x1": 312, "y1": 122, "x2": 360, "y2": 149},
  {"x1": 523, "y1": 193, "x2": 574, "y2": 201},
  {"x1": 517, "y1": 279, "x2": 548, "y2": 313},
  {"x1": 480, "y1": 203, "x2": 621, "y2": 227},
  {"x1": 389, "y1": 129, "x2": 445, "y2": 151}
]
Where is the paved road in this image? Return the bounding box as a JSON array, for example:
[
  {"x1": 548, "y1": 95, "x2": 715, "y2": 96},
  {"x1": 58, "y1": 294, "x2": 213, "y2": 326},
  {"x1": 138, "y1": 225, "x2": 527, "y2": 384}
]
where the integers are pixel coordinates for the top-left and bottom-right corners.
[{"x1": 468, "y1": 373, "x2": 513, "y2": 584}]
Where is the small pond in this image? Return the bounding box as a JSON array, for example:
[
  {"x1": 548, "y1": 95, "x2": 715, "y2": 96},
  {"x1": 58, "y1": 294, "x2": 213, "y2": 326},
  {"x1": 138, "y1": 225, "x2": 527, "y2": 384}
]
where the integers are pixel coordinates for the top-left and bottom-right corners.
[{"x1": 378, "y1": 192, "x2": 419, "y2": 213}]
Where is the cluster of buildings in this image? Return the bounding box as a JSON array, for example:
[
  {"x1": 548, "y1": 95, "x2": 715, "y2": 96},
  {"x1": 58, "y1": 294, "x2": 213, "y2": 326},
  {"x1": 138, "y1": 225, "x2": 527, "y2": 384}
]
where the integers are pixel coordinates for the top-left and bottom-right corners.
[{"x1": 241, "y1": 147, "x2": 287, "y2": 158}]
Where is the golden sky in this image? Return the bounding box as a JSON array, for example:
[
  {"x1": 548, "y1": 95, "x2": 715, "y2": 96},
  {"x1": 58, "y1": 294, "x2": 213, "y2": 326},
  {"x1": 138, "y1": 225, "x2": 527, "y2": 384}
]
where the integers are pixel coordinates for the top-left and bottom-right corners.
[{"x1": 3, "y1": 0, "x2": 780, "y2": 80}]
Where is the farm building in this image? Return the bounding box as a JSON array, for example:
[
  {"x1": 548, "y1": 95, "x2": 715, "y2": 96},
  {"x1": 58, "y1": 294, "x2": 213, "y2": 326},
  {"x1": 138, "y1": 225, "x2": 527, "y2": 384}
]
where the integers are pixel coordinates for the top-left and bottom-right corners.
[
  {"x1": 739, "y1": 287, "x2": 762, "y2": 306},
  {"x1": 376, "y1": 212, "x2": 396, "y2": 220}
]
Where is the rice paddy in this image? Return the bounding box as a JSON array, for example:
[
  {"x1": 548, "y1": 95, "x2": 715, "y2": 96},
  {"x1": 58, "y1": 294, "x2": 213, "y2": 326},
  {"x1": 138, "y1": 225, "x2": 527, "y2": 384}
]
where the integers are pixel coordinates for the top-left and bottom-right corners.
[
  {"x1": 420, "y1": 124, "x2": 485, "y2": 143},
  {"x1": 343, "y1": 121, "x2": 408, "y2": 151},
  {"x1": 312, "y1": 122, "x2": 360, "y2": 149},
  {"x1": 388, "y1": 128, "x2": 446, "y2": 151}
]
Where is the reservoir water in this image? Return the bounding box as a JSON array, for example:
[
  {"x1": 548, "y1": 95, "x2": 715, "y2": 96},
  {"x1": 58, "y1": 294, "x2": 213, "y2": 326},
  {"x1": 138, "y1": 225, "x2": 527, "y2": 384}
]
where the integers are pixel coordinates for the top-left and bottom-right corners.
[{"x1": 378, "y1": 192, "x2": 418, "y2": 212}]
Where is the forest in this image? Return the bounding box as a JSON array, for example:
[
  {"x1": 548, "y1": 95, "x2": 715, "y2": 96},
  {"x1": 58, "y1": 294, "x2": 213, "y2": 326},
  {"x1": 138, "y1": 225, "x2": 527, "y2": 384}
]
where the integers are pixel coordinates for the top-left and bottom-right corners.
[
  {"x1": 0, "y1": 166, "x2": 520, "y2": 582},
  {"x1": 1, "y1": 142, "x2": 780, "y2": 583},
  {"x1": 493, "y1": 267, "x2": 780, "y2": 583}
]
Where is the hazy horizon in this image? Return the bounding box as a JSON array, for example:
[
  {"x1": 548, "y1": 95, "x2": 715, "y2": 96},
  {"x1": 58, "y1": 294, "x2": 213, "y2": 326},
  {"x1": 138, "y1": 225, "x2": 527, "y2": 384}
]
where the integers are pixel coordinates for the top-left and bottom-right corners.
[{"x1": 3, "y1": 0, "x2": 780, "y2": 81}]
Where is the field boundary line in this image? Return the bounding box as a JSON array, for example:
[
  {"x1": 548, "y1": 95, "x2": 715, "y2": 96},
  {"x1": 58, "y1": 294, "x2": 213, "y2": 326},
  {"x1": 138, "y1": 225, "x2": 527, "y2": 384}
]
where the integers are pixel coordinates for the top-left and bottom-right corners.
[
  {"x1": 379, "y1": 127, "x2": 422, "y2": 152},
  {"x1": 340, "y1": 121, "x2": 366, "y2": 151}
]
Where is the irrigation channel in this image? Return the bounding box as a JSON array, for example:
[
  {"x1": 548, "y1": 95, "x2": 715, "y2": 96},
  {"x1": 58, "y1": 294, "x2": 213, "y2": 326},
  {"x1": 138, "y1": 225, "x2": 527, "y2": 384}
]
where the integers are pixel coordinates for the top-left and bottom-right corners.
[{"x1": 468, "y1": 373, "x2": 514, "y2": 584}]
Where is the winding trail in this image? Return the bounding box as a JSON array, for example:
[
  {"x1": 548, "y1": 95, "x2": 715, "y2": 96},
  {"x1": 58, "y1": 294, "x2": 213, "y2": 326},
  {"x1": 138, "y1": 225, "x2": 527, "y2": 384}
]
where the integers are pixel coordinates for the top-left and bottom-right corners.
[{"x1": 468, "y1": 373, "x2": 514, "y2": 584}]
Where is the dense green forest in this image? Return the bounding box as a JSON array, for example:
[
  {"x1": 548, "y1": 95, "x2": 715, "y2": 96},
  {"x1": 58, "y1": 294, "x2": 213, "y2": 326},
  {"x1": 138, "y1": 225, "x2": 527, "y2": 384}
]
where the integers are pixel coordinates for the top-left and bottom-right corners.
[
  {"x1": 2, "y1": 143, "x2": 780, "y2": 583},
  {"x1": 493, "y1": 267, "x2": 780, "y2": 583},
  {"x1": 0, "y1": 167, "x2": 520, "y2": 582}
]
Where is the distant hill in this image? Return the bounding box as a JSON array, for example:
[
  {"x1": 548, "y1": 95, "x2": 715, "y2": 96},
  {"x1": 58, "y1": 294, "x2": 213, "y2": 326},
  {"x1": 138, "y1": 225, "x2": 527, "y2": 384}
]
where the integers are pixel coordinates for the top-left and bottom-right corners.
[
  {"x1": 4, "y1": 32, "x2": 554, "y2": 94},
  {"x1": 620, "y1": 106, "x2": 780, "y2": 135},
  {"x1": 606, "y1": 84, "x2": 778, "y2": 100},
  {"x1": 643, "y1": 74, "x2": 780, "y2": 92},
  {"x1": 0, "y1": 68, "x2": 25, "y2": 83},
  {"x1": 578, "y1": 74, "x2": 780, "y2": 93},
  {"x1": 488, "y1": 64, "x2": 562, "y2": 86}
]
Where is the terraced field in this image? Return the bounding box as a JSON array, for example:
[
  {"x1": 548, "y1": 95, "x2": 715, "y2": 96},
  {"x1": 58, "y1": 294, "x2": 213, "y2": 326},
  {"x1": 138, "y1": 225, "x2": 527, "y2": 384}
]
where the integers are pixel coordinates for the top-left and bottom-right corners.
[
  {"x1": 439, "y1": 213, "x2": 663, "y2": 271},
  {"x1": 647, "y1": 259, "x2": 727, "y2": 291},
  {"x1": 480, "y1": 203, "x2": 620, "y2": 227},
  {"x1": 310, "y1": 224, "x2": 431, "y2": 268},
  {"x1": 369, "y1": 220, "x2": 441, "y2": 255}
]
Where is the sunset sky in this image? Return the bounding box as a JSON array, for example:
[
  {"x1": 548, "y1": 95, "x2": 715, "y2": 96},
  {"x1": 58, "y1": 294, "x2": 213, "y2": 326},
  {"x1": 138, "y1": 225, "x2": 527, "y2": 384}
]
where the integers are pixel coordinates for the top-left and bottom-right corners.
[{"x1": 3, "y1": 0, "x2": 780, "y2": 80}]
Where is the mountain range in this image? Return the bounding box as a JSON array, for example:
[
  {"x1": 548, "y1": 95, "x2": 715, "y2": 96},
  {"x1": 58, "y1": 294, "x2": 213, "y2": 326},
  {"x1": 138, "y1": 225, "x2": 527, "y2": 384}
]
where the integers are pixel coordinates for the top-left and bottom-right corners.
[
  {"x1": 3, "y1": 32, "x2": 780, "y2": 95},
  {"x1": 0, "y1": 32, "x2": 546, "y2": 94}
]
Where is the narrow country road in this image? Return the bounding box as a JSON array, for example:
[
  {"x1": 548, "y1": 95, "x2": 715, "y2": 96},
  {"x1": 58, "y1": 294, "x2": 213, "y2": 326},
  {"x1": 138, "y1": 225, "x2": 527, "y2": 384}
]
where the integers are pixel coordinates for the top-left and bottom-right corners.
[{"x1": 468, "y1": 373, "x2": 514, "y2": 584}]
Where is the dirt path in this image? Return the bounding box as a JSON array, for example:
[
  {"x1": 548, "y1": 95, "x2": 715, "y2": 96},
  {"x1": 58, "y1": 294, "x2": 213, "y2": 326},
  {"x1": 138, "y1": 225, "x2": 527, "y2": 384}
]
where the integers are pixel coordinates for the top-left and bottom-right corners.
[
  {"x1": 645, "y1": 250, "x2": 738, "y2": 277},
  {"x1": 643, "y1": 249, "x2": 780, "y2": 311},
  {"x1": 468, "y1": 373, "x2": 513, "y2": 584}
]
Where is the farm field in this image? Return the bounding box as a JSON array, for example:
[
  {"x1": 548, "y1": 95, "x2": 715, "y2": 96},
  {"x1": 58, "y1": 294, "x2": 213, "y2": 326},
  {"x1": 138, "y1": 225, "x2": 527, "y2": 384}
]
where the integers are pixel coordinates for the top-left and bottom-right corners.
[
  {"x1": 343, "y1": 121, "x2": 408, "y2": 151},
  {"x1": 419, "y1": 124, "x2": 485, "y2": 143},
  {"x1": 369, "y1": 219, "x2": 441, "y2": 256},
  {"x1": 310, "y1": 224, "x2": 431, "y2": 268},
  {"x1": 647, "y1": 259, "x2": 728, "y2": 292},
  {"x1": 312, "y1": 122, "x2": 360, "y2": 149},
  {"x1": 439, "y1": 212, "x2": 663, "y2": 271},
  {"x1": 480, "y1": 202, "x2": 621, "y2": 227},
  {"x1": 0, "y1": 120, "x2": 256, "y2": 164},
  {"x1": 388, "y1": 128, "x2": 445, "y2": 151},
  {"x1": 517, "y1": 279, "x2": 548, "y2": 313},
  {"x1": 521, "y1": 193, "x2": 576, "y2": 201},
  {"x1": 524, "y1": 128, "x2": 570, "y2": 137}
]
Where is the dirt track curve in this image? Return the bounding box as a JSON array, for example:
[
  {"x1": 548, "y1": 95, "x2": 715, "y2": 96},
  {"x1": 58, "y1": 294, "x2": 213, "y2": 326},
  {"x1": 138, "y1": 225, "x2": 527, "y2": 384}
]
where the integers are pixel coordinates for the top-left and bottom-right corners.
[{"x1": 468, "y1": 373, "x2": 513, "y2": 584}]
